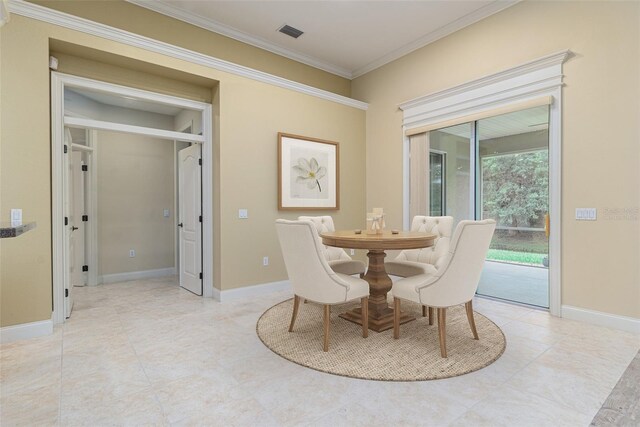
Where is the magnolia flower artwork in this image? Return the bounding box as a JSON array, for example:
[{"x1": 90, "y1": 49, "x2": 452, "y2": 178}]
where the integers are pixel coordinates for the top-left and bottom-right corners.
[
  {"x1": 278, "y1": 133, "x2": 339, "y2": 210},
  {"x1": 293, "y1": 157, "x2": 326, "y2": 193},
  {"x1": 289, "y1": 150, "x2": 329, "y2": 200}
]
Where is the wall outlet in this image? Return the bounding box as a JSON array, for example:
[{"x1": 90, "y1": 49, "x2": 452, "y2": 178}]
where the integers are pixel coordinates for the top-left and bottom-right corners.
[
  {"x1": 350, "y1": 249, "x2": 355, "y2": 256},
  {"x1": 163, "y1": 209, "x2": 170, "y2": 218},
  {"x1": 263, "y1": 256, "x2": 269, "y2": 266},
  {"x1": 129, "y1": 249, "x2": 136, "y2": 258},
  {"x1": 239, "y1": 209, "x2": 248, "y2": 219},
  {"x1": 10, "y1": 208, "x2": 22, "y2": 226}
]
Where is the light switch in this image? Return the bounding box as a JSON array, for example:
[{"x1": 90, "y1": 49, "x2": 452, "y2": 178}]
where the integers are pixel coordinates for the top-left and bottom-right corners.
[
  {"x1": 163, "y1": 209, "x2": 170, "y2": 218},
  {"x1": 239, "y1": 209, "x2": 248, "y2": 219},
  {"x1": 576, "y1": 208, "x2": 597, "y2": 221}
]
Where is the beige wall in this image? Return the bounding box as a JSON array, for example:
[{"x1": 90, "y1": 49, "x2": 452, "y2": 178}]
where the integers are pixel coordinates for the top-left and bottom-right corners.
[
  {"x1": 33, "y1": 0, "x2": 351, "y2": 97},
  {"x1": 97, "y1": 131, "x2": 176, "y2": 276},
  {"x1": 352, "y1": 1, "x2": 640, "y2": 318},
  {"x1": 0, "y1": 13, "x2": 366, "y2": 327}
]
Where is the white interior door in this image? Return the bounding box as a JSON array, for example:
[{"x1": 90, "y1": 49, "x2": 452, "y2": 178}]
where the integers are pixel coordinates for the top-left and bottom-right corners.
[
  {"x1": 178, "y1": 144, "x2": 202, "y2": 295},
  {"x1": 63, "y1": 129, "x2": 75, "y2": 318},
  {"x1": 71, "y1": 150, "x2": 86, "y2": 289}
]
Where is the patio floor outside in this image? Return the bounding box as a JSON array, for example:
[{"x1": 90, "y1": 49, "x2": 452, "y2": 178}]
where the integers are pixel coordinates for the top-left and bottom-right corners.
[{"x1": 477, "y1": 261, "x2": 549, "y2": 308}]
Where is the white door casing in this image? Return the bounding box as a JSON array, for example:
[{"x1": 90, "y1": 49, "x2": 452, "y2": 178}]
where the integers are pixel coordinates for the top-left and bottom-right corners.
[
  {"x1": 178, "y1": 144, "x2": 202, "y2": 295},
  {"x1": 52, "y1": 73, "x2": 215, "y2": 324},
  {"x1": 399, "y1": 50, "x2": 569, "y2": 316}
]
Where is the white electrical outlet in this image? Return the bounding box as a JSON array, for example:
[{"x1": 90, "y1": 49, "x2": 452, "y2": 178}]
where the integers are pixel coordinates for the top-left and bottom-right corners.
[
  {"x1": 129, "y1": 249, "x2": 136, "y2": 258},
  {"x1": 10, "y1": 208, "x2": 22, "y2": 226},
  {"x1": 163, "y1": 209, "x2": 170, "y2": 218},
  {"x1": 263, "y1": 256, "x2": 269, "y2": 266},
  {"x1": 350, "y1": 249, "x2": 355, "y2": 256},
  {"x1": 239, "y1": 209, "x2": 248, "y2": 219}
]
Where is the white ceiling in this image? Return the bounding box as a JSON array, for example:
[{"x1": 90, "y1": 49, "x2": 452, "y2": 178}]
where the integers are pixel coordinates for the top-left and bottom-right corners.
[{"x1": 128, "y1": 0, "x2": 518, "y2": 79}]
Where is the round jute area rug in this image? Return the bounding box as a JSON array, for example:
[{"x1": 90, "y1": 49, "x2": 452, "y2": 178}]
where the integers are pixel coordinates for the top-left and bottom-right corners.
[{"x1": 257, "y1": 298, "x2": 506, "y2": 381}]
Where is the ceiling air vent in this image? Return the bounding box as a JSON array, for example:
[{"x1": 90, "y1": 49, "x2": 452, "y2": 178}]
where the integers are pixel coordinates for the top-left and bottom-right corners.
[{"x1": 278, "y1": 24, "x2": 304, "y2": 39}]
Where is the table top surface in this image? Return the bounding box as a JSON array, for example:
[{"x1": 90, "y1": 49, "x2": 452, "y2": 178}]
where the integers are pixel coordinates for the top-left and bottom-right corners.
[{"x1": 320, "y1": 230, "x2": 436, "y2": 250}]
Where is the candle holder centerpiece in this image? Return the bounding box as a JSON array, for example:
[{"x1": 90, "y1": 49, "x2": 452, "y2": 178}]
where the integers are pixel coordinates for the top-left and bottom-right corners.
[{"x1": 366, "y1": 208, "x2": 386, "y2": 235}]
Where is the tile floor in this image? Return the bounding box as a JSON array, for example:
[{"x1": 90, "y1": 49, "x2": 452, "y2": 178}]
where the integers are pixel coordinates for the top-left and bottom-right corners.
[{"x1": 1, "y1": 276, "x2": 639, "y2": 426}]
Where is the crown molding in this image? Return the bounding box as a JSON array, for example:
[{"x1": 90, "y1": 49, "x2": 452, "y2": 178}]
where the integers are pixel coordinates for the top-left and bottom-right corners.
[
  {"x1": 7, "y1": 0, "x2": 368, "y2": 110},
  {"x1": 126, "y1": 0, "x2": 353, "y2": 79},
  {"x1": 351, "y1": 0, "x2": 521, "y2": 79},
  {"x1": 399, "y1": 49, "x2": 571, "y2": 113}
]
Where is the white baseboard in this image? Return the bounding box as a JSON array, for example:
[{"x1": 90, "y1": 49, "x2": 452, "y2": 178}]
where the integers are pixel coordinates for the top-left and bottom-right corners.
[
  {"x1": 214, "y1": 280, "x2": 291, "y2": 302},
  {"x1": 1, "y1": 318, "x2": 54, "y2": 344},
  {"x1": 101, "y1": 267, "x2": 176, "y2": 284},
  {"x1": 562, "y1": 305, "x2": 640, "y2": 335}
]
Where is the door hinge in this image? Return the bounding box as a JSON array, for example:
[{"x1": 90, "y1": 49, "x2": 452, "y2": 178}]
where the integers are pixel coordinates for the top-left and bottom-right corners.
[
  {"x1": 65, "y1": 289, "x2": 69, "y2": 297},
  {"x1": 64, "y1": 145, "x2": 68, "y2": 154},
  {"x1": 198, "y1": 158, "x2": 202, "y2": 166},
  {"x1": 199, "y1": 272, "x2": 202, "y2": 280},
  {"x1": 199, "y1": 215, "x2": 202, "y2": 223},
  {"x1": 64, "y1": 217, "x2": 68, "y2": 226},
  {"x1": 82, "y1": 165, "x2": 88, "y2": 172},
  {"x1": 82, "y1": 265, "x2": 88, "y2": 272},
  {"x1": 82, "y1": 215, "x2": 88, "y2": 222}
]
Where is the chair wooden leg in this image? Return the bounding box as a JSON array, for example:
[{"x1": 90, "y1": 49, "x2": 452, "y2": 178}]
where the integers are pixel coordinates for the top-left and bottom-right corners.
[
  {"x1": 437, "y1": 307, "x2": 447, "y2": 358},
  {"x1": 393, "y1": 298, "x2": 401, "y2": 339},
  {"x1": 289, "y1": 295, "x2": 300, "y2": 332},
  {"x1": 428, "y1": 307, "x2": 434, "y2": 326},
  {"x1": 465, "y1": 300, "x2": 479, "y2": 340},
  {"x1": 361, "y1": 297, "x2": 369, "y2": 338},
  {"x1": 323, "y1": 304, "x2": 331, "y2": 352},
  {"x1": 422, "y1": 305, "x2": 427, "y2": 317}
]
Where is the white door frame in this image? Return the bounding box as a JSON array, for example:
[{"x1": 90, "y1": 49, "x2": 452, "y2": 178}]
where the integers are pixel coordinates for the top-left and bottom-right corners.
[
  {"x1": 51, "y1": 72, "x2": 215, "y2": 324},
  {"x1": 399, "y1": 50, "x2": 569, "y2": 317}
]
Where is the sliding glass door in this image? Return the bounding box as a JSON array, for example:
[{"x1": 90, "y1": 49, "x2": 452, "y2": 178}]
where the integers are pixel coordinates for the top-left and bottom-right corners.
[
  {"x1": 416, "y1": 105, "x2": 550, "y2": 308},
  {"x1": 475, "y1": 106, "x2": 550, "y2": 308}
]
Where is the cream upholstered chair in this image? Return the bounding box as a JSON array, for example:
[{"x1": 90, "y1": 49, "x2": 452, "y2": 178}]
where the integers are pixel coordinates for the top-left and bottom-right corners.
[
  {"x1": 385, "y1": 215, "x2": 454, "y2": 277},
  {"x1": 392, "y1": 219, "x2": 496, "y2": 357},
  {"x1": 298, "y1": 216, "x2": 366, "y2": 276},
  {"x1": 276, "y1": 219, "x2": 369, "y2": 352}
]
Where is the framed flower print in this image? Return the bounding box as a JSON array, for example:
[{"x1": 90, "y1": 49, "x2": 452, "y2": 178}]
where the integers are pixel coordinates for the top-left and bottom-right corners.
[{"x1": 278, "y1": 133, "x2": 339, "y2": 210}]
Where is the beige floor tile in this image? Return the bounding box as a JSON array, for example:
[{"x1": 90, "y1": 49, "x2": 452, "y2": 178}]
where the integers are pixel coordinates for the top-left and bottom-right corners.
[
  {"x1": 170, "y1": 396, "x2": 279, "y2": 427},
  {"x1": 60, "y1": 388, "x2": 165, "y2": 426},
  {"x1": 1, "y1": 277, "x2": 632, "y2": 427},
  {"x1": 506, "y1": 362, "x2": 612, "y2": 418},
  {"x1": 348, "y1": 380, "x2": 470, "y2": 426},
  {"x1": 241, "y1": 368, "x2": 352, "y2": 425},
  {"x1": 0, "y1": 354, "x2": 62, "y2": 396},
  {"x1": 154, "y1": 372, "x2": 244, "y2": 424},
  {"x1": 499, "y1": 319, "x2": 566, "y2": 345},
  {"x1": 0, "y1": 383, "x2": 60, "y2": 426},
  {"x1": 450, "y1": 384, "x2": 593, "y2": 426}
]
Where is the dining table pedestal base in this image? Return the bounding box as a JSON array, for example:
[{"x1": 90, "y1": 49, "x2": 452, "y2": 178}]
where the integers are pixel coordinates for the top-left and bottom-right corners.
[
  {"x1": 339, "y1": 305, "x2": 415, "y2": 332},
  {"x1": 339, "y1": 249, "x2": 416, "y2": 332}
]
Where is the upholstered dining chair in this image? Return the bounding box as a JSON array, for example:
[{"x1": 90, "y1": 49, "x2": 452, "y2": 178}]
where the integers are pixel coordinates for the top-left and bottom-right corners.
[
  {"x1": 276, "y1": 219, "x2": 370, "y2": 352},
  {"x1": 298, "y1": 216, "x2": 367, "y2": 276},
  {"x1": 391, "y1": 219, "x2": 496, "y2": 358},
  {"x1": 385, "y1": 215, "x2": 454, "y2": 278}
]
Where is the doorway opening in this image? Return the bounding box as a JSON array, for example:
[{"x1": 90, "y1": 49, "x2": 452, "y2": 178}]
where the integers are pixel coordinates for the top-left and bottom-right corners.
[{"x1": 52, "y1": 73, "x2": 214, "y2": 324}]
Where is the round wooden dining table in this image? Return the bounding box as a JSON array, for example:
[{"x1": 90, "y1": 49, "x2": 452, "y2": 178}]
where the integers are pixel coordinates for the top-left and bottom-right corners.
[{"x1": 320, "y1": 230, "x2": 436, "y2": 332}]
